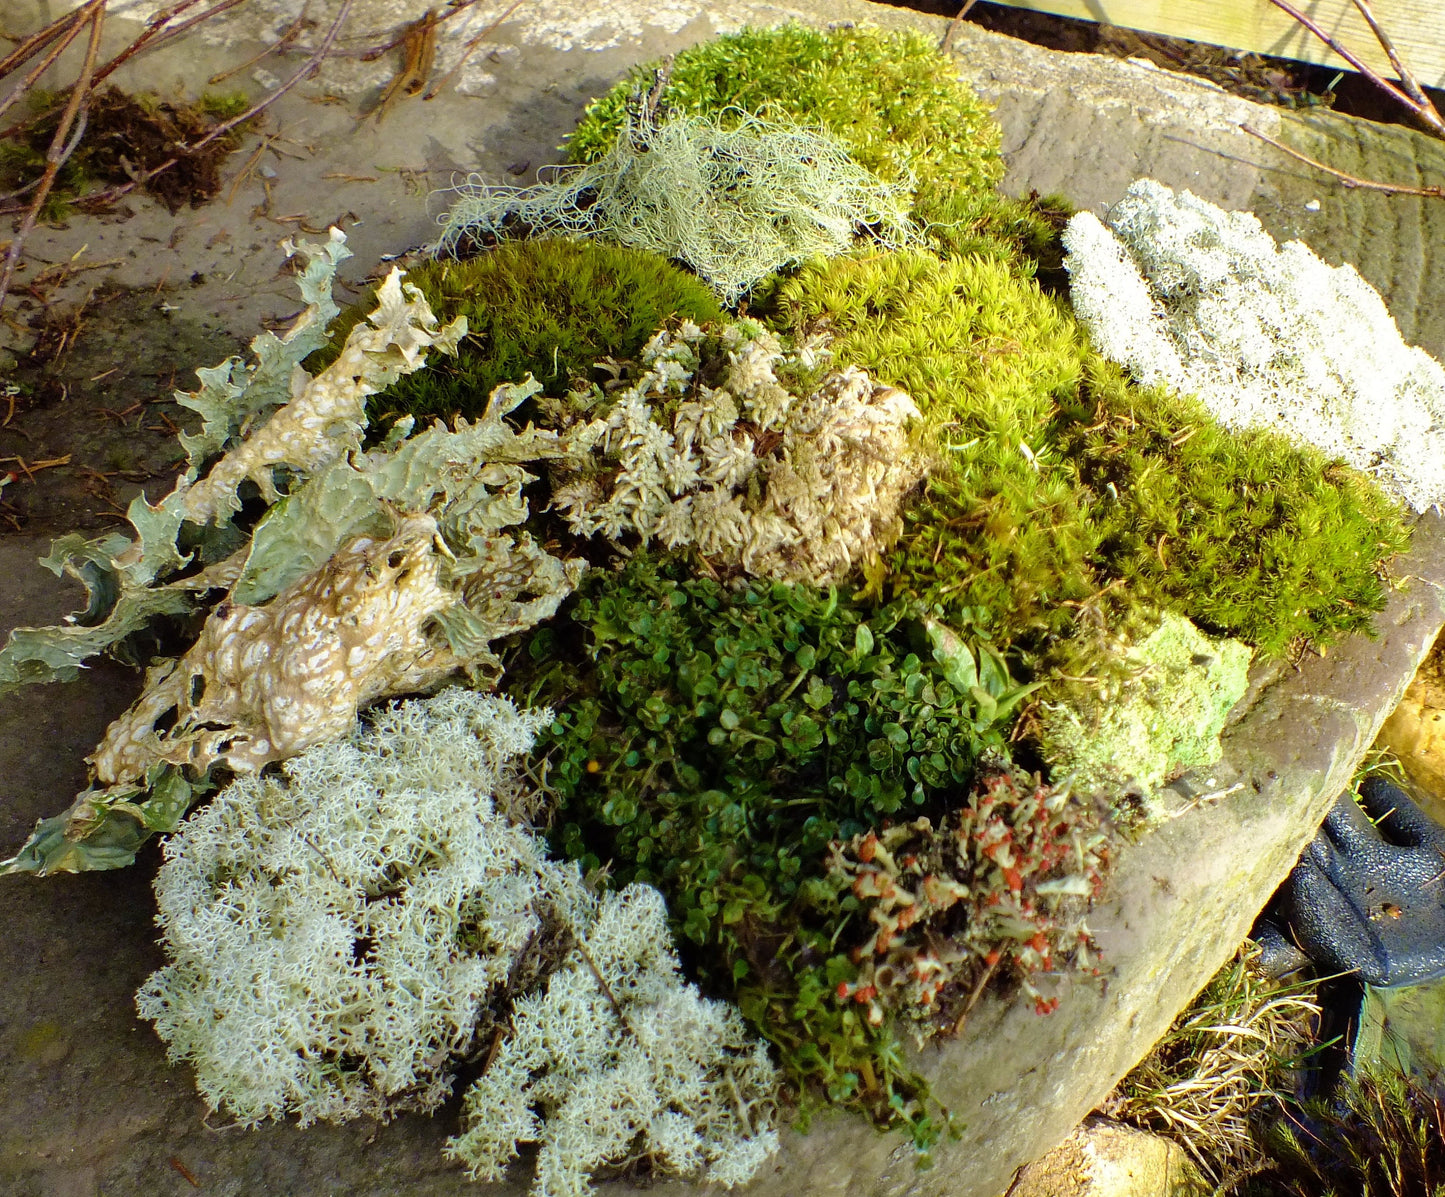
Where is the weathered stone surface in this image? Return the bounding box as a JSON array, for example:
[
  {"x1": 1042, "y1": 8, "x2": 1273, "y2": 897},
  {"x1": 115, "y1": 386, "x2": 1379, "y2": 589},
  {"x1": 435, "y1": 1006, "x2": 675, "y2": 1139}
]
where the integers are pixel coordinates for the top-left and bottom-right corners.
[
  {"x1": 1009, "y1": 1118, "x2": 1207, "y2": 1197},
  {"x1": 3, "y1": 3, "x2": 1445, "y2": 1195},
  {"x1": 1377, "y1": 631, "x2": 1445, "y2": 812}
]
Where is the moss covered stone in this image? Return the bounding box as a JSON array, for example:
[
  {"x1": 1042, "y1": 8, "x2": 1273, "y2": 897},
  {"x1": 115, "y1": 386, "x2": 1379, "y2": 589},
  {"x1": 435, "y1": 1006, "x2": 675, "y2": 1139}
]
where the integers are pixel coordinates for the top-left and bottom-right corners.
[{"x1": 311, "y1": 239, "x2": 721, "y2": 425}]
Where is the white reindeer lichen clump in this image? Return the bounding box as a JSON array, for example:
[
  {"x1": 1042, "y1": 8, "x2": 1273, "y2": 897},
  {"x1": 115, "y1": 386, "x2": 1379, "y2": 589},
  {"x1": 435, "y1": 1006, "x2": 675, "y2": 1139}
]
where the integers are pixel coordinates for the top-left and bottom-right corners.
[
  {"x1": 552, "y1": 320, "x2": 925, "y2": 586},
  {"x1": 447, "y1": 884, "x2": 780, "y2": 1197},
  {"x1": 139, "y1": 688, "x2": 781, "y2": 1189},
  {"x1": 434, "y1": 113, "x2": 914, "y2": 305},
  {"x1": 1062, "y1": 178, "x2": 1445, "y2": 512},
  {"x1": 137, "y1": 688, "x2": 583, "y2": 1125}
]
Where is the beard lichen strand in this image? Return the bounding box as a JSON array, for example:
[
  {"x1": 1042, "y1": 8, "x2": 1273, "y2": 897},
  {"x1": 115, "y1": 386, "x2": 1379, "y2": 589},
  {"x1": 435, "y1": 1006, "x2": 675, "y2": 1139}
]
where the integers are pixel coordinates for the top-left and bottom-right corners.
[{"x1": 89, "y1": 514, "x2": 460, "y2": 786}]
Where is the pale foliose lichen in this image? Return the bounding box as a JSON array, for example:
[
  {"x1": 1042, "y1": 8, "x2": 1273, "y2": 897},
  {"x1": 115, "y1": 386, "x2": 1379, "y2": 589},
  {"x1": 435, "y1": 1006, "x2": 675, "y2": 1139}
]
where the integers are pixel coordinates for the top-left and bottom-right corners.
[
  {"x1": 1038, "y1": 611, "x2": 1252, "y2": 811},
  {"x1": 1062, "y1": 178, "x2": 1445, "y2": 512},
  {"x1": 446, "y1": 883, "x2": 780, "y2": 1197},
  {"x1": 434, "y1": 112, "x2": 914, "y2": 305},
  {"x1": 1, "y1": 234, "x2": 584, "y2": 876},
  {"x1": 550, "y1": 320, "x2": 926, "y2": 586},
  {"x1": 177, "y1": 262, "x2": 466, "y2": 525},
  {"x1": 136, "y1": 688, "x2": 588, "y2": 1126}
]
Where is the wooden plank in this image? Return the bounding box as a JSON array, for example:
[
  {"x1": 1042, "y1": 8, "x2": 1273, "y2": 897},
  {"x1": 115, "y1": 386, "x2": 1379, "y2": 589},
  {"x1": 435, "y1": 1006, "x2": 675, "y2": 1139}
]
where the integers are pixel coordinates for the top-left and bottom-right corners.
[{"x1": 984, "y1": 0, "x2": 1445, "y2": 88}]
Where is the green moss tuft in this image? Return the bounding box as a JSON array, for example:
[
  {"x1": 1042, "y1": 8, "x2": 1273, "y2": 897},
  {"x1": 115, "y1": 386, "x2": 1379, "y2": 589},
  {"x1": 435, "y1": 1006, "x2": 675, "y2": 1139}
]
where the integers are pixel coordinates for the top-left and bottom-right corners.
[
  {"x1": 761, "y1": 249, "x2": 1410, "y2": 660},
  {"x1": 1059, "y1": 360, "x2": 1412, "y2": 658},
  {"x1": 762, "y1": 248, "x2": 1105, "y2": 645},
  {"x1": 310, "y1": 239, "x2": 722, "y2": 425}
]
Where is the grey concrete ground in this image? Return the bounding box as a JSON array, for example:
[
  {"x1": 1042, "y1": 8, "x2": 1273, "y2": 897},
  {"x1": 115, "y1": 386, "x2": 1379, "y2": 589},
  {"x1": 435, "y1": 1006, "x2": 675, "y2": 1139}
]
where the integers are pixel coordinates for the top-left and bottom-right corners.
[{"x1": 2, "y1": 2, "x2": 1445, "y2": 1194}]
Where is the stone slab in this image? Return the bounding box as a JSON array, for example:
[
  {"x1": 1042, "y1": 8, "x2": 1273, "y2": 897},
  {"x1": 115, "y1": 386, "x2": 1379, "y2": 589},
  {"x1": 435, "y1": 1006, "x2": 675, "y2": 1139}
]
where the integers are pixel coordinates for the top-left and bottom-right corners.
[{"x1": 2, "y1": 2, "x2": 1445, "y2": 1195}]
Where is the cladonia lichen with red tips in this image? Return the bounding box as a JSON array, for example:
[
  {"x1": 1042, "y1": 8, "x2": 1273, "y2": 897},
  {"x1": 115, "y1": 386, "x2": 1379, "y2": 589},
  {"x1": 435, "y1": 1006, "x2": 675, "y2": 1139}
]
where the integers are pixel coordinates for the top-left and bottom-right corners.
[{"x1": 827, "y1": 766, "x2": 1109, "y2": 1039}]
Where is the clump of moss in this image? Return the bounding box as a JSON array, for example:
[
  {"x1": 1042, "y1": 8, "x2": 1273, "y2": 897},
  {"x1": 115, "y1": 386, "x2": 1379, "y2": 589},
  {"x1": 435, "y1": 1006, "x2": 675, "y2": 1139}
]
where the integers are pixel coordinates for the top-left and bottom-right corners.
[
  {"x1": 565, "y1": 24, "x2": 1056, "y2": 268},
  {"x1": 761, "y1": 248, "x2": 1107, "y2": 646},
  {"x1": 309, "y1": 239, "x2": 721, "y2": 425},
  {"x1": 0, "y1": 85, "x2": 253, "y2": 215},
  {"x1": 762, "y1": 250, "x2": 1410, "y2": 660},
  {"x1": 1059, "y1": 361, "x2": 1411, "y2": 658},
  {"x1": 511, "y1": 553, "x2": 1039, "y2": 1149},
  {"x1": 1040, "y1": 611, "x2": 1253, "y2": 812}
]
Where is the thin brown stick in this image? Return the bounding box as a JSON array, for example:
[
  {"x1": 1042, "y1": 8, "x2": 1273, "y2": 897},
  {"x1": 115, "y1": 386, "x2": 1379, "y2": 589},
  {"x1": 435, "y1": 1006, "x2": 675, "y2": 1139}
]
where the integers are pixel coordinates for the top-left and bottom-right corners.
[
  {"x1": 0, "y1": 0, "x2": 241, "y2": 144},
  {"x1": 1266, "y1": 0, "x2": 1445, "y2": 137},
  {"x1": 573, "y1": 937, "x2": 635, "y2": 1034},
  {"x1": 209, "y1": 4, "x2": 313, "y2": 85},
  {"x1": 0, "y1": 1, "x2": 105, "y2": 311},
  {"x1": 951, "y1": 955, "x2": 999, "y2": 1036},
  {"x1": 180, "y1": 0, "x2": 352, "y2": 153},
  {"x1": 1242, "y1": 123, "x2": 1445, "y2": 198},
  {"x1": 1350, "y1": 0, "x2": 1442, "y2": 123},
  {"x1": 0, "y1": 12, "x2": 90, "y2": 130},
  {"x1": 0, "y1": 10, "x2": 85, "y2": 85},
  {"x1": 354, "y1": 0, "x2": 485, "y2": 61},
  {"x1": 422, "y1": 0, "x2": 526, "y2": 100},
  {"x1": 940, "y1": 0, "x2": 979, "y2": 56}
]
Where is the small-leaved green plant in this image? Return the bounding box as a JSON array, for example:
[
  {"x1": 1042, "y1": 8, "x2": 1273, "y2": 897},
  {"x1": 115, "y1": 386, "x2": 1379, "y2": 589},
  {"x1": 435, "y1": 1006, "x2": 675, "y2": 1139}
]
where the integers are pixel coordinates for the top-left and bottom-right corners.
[{"x1": 511, "y1": 553, "x2": 1038, "y2": 1150}]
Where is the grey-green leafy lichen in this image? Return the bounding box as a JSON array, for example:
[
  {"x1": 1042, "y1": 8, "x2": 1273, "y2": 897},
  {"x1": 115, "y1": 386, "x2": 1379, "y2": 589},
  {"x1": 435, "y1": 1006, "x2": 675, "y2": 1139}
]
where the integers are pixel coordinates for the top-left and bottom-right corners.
[{"x1": 1, "y1": 233, "x2": 582, "y2": 876}]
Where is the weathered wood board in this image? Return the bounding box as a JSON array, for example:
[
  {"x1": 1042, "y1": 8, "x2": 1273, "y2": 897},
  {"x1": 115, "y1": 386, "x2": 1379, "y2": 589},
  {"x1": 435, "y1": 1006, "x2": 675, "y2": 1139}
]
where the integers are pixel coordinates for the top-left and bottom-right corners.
[{"x1": 988, "y1": 0, "x2": 1445, "y2": 88}]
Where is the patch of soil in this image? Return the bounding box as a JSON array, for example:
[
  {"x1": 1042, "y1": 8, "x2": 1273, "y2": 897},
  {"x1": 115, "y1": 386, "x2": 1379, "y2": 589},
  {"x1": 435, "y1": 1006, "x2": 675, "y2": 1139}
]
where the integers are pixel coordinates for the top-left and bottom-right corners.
[
  {"x1": 883, "y1": 0, "x2": 1445, "y2": 129},
  {"x1": 1, "y1": 85, "x2": 249, "y2": 216},
  {"x1": 0, "y1": 279, "x2": 243, "y2": 537}
]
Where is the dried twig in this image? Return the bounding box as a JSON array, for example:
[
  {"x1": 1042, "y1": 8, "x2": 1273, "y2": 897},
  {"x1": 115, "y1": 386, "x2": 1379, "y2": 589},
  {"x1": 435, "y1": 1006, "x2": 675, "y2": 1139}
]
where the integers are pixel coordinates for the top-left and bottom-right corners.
[
  {"x1": 1242, "y1": 123, "x2": 1445, "y2": 198},
  {"x1": 0, "y1": 0, "x2": 243, "y2": 144},
  {"x1": 940, "y1": 0, "x2": 979, "y2": 57},
  {"x1": 370, "y1": 8, "x2": 438, "y2": 124},
  {"x1": 355, "y1": 0, "x2": 485, "y2": 61},
  {"x1": 209, "y1": 3, "x2": 314, "y2": 85},
  {"x1": 0, "y1": 0, "x2": 105, "y2": 311},
  {"x1": 1266, "y1": 0, "x2": 1445, "y2": 137},
  {"x1": 1348, "y1": 0, "x2": 1440, "y2": 125},
  {"x1": 181, "y1": 0, "x2": 354, "y2": 153},
  {"x1": 0, "y1": 9, "x2": 92, "y2": 130},
  {"x1": 422, "y1": 0, "x2": 526, "y2": 100}
]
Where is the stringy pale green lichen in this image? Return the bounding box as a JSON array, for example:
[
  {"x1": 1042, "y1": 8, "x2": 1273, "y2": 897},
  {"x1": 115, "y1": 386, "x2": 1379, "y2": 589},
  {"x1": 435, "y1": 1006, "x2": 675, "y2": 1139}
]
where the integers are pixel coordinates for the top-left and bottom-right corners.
[
  {"x1": 1039, "y1": 611, "x2": 1252, "y2": 813},
  {"x1": 434, "y1": 112, "x2": 914, "y2": 305},
  {"x1": 550, "y1": 320, "x2": 925, "y2": 586}
]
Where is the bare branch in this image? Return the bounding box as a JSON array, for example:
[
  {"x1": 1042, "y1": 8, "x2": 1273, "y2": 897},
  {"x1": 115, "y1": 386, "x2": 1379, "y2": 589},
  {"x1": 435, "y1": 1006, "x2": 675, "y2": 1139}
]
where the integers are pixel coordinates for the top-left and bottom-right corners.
[
  {"x1": 1266, "y1": 0, "x2": 1444, "y2": 137},
  {"x1": 0, "y1": 0, "x2": 106, "y2": 311},
  {"x1": 1350, "y1": 0, "x2": 1442, "y2": 124},
  {"x1": 1242, "y1": 123, "x2": 1445, "y2": 199},
  {"x1": 181, "y1": 0, "x2": 353, "y2": 152}
]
